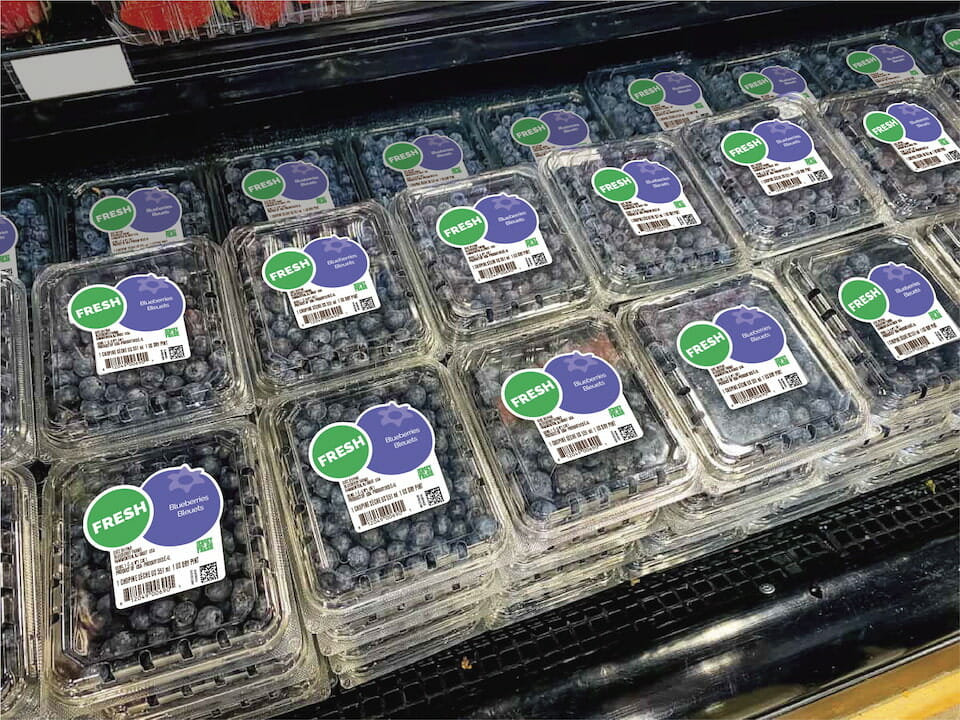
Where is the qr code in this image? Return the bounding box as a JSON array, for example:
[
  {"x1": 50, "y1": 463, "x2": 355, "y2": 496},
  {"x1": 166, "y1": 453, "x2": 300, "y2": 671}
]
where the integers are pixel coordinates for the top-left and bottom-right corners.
[
  {"x1": 424, "y1": 487, "x2": 445, "y2": 507},
  {"x1": 680, "y1": 214, "x2": 698, "y2": 226},
  {"x1": 936, "y1": 326, "x2": 957, "y2": 342},
  {"x1": 199, "y1": 562, "x2": 219, "y2": 583},
  {"x1": 168, "y1": 345, "x2": 186, "y2": 360},
  {"x1": 530, "y1": 253, "x2": 548, "y2": 267},
  {"x1": 946, "y1": 150, "x2": 960, "y2": 162},
  {"x1": 782, "y1": 372, "x2": 803, "y2": 389},
  {"x1": 809, "y1": 170, "x2": 828, "y2": 182},
  {"x1": 618, "y1": 424, "x2": 638, "y2": 441},
  {"x1": 358, "y1": 297, "x2": 376, "y2": 311}
]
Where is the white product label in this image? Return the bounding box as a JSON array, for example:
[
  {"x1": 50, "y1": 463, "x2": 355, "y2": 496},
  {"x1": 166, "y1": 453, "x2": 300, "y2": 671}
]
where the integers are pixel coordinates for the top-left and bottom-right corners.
[
  {"x1": 241, "y1": 162, "x2": 336, "y2": 221},
  {"x1": 592, "y1": 160, "x2": 702, "y2": 236},
  {"x1": 863, "y1": 103, "x2": 960, "y2": 173},
  {"x1": 89, "y1": 188, "x2": 185, "y2": 254},
  {"x1": 627, "y1": 72, "x2": 713, "y2": 130},
  {"x1": 846, "y1": 45, "x2": 925, "y2": 88},
  {"x1": 738, "y1": 65, "x2": 816, "y2": 102},
  {"x1": 0, "y1": 214, "x2": 19, "y2": 279},
  {"x1": 383, "y1": 134, "x2": 469, "y2": 190},
  {"x1": 510, "y1": 110, "x2": 592, "y2": 160}
]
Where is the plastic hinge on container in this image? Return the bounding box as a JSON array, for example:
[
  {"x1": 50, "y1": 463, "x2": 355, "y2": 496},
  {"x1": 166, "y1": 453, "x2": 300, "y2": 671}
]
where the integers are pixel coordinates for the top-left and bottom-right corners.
[
  {"x1": 784, "y1": 229, "x2": 960, "y2": 423},
  {"x1": 821, "y1": 80, "x2": 960, "y2": 223},
  {"x1": 924, "y1": 213, "x2": 960, "y2": 279},
  {"x1": 896, "y1": 11, "x2": 960, "y2": 74},
  {"x1": 620, "y1": 269, "x2": 868, "y2": 493},
  {"x1": 40, "y1": 420, "x2": 303, "y2": 719},
  {"x1": 541, "y1": 134, "x2": 742, "y2": 303},
  {"x1": 1, "y1": 183, "x2": 67, "y2": 292},
  {"x1": 66, "y1": 165, "x2": 221, "y2": 259},
  {"x1": 32, "y1": 237, "x2": 252, "y2": 460},
  {"x1": 1, "y1": 466, "x2": 40, "y2": 719},
  {"x1": 391, "y1": 166, "x2": 592, "y2": 342},
  {"x1": 224, "y1": 202, "x2": 432, "y2": 399},
  {"x1": 585, "y1": 53, "x2": 713, "y2": 139},
  {"x1": 1, "y1": 275, "x2": 35, "y2": 468},
  {"x1": 680, "y1": 95, "x2": 880, "y2": 259}
]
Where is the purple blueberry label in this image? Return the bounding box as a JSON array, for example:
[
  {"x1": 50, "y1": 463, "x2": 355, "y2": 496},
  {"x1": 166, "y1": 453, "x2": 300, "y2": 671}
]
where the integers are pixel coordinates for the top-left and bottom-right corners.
[
  {"x1": 141, "y1": 466, "x2": 223, "y2": 547},
  {"x1": 357, "y1": 402, "x2": 436, "y2": 475},
  {"x1": 115, "y1": 274, "x2": 186, "y2": 333},
  {"x1": 654, "y1": 71, "x2": 703, "y2": 105},
  {"x1": 753, "y1": 120, "x2": 815, "y2": 163},
  {"x1": 887, "y1": 103, "x2": 944, "y2": 143},
  {"x1": 474, "y1": 194, "x2": 539, "y2": 244},
  {"x1": 127, "y1": 188, "x2": 182, "y2": 234},
  {"x1": 868, "y1": 263, "x2": 935, "y2": 317},
  {"x1": 0, "y1": 215, "x2": 17, "y2": 255},
  {"x1": 763, "y1": 66, "x2": 807, "y2": 94},
  {"x1": 868, "y1": 44, "x2": 916, "y2": 74},
  {"x1": 544, "y1": 352, "x2": 622, "y2": 414},
  {"x1": 714, "y1": 306, "x2": 786, "y2": 363},
  {"x1": 304, "y1": 236, "x2": 369, "y2": 288},
  {"x1": 415, "y1": 135, "x2": 464, "y2": 171},
  {"x1": 624, "y1": 160, "x2": 684, "y2": 204},
  {"x1": 276, "y1": 161, "x2": 330, "y2": 201},
  {"x1": 540, "y1": 110, "x2": 591, "y2": 146}
]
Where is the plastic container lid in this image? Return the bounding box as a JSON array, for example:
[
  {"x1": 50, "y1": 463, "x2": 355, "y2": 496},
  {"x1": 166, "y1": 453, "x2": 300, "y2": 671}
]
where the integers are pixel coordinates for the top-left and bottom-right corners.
[
  {"x1": 41, "y1": 421, "x2": 301, "y2": 717},
  {"x1": 261, "y1": 359, "x2": 509, "y2": 631},
  {"x1": 696, "y1": 47, "x2": 825, "y2": 112},
  {"x1": 822, "y1": 81, "x2": 960, "y2": 222},
  {"x1": 585, "y1": 53, "x2": 713, "y2": 139},
  {"x1": 472, "y1": 87, "x2": 604, "y2": 167},
  {"x1": 897, "y1": 12, "x2": 960, "y2": 74},
  {"x1": 681, "y1": 96, "x2": 878, "y2": 258},
  {"x1": 456, "y1": 313, "x2": 693, "y2": 558},
  {"x1": 1, "y1": 183, "x2": 66, "y2": 292},
  {"x1": 392, "y1": 166, "x2": 592, "y2": 340},
  {"x1": 541, "y1": 134, "x2": 740, "y2": 301},
  {"x1": 785, "y1": 230, "x2": 960, "y2": 419},
  {"x1": 805, "y1": 29, "x2": 931, "y2": 95},
  {"x1": 1, "y1": 275, "x2": 35, "y2": 468},
  {"x1": 927, "y1": 215, "x2": 960, "y2": 268},
  {"x1": 1, "y1": 466, "x2": 40, "y2": 718},
  {"x1": 32, "y1": 237, "x2": 252, "y2": 459},
  {"x1": 941, "y1": 66, "x2": 960, "y2": 104},
  {"x1": 213, "y1": 137, "x2": 363, "y2": 231},
  {"x1": 66, "y1": 165, "x2": 219, "y2": 258},
  {"x1": 623, "y1": 270, "x2": 866, "y2": 489},
  {"x1": 353, "y1": 114, "x2": 490, "y2": 203},
  {"x1": 226, "y1": 202, "x2": 430, "y2": 398}
]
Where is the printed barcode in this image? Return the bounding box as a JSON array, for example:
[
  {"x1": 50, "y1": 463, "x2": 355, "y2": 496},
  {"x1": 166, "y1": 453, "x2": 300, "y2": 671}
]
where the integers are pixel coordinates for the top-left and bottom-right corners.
[
  {"x1": 730, "y1": 383, "x2": 770, "y2": 406},
  {"x1": 767, "y1": 176, "x2": 803, "y2": 192},
  {"x1": 914, "y1": 155, "x2": 943, "y2": 169},
  {"x1": 122, "y1": 574, "x2": 176, "y2": 604},
  {"x1": 636, "y1": 218, "x2": 672, "y2": 233},
  {"x1": 808, "y1": 169, "x2": 828, "y2": 182},
  {"x1": 679, "y1": 214, "x2": 699, "y2": 226},
  {"x1": 935, "y1": 326, "x2": 957, "y2": 342},
  {"x1": 557, "y1": 434, "x2": 603, "y2": 459},
  {"x1": 618, "y1": 424, "x2": 638, "y2": 441},
  {"x1": 778, "y1": 372, "x2": 804, "y2": 390},
  {"x1": 199, "y1": 562, "x2": 219, "y2": 583},
  {"x1": 894, "y1": 335, "x2": 930, "y2": 356},
  {"x1": 104, "y1": 351, "x2": 149, "y2": 369},
  {"x1": 167, "y1": 345, "x2": 185, "y2": 360},
  {"x1": 946, "y1": 150, "x2": 960, "y2": 162},
  {"x1": 478, "y1": 261, "x2": 518, "y2": 279},
  {"x1": 303, "y1": 306, "x2": 344, "y2": 324},
  {"x1": 358, "y1": 297, "x2": 376, "y2": 311},
  {"x1": 525, "y1": 252, "x2": 549, "y2": 268},
  {"x1": 358, "y1": 499, "x2": 406, "y2": 527}
]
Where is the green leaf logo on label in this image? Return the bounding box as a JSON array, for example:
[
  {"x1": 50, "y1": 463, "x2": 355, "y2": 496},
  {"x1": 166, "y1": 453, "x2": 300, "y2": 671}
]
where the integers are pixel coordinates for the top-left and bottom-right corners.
[
  {"x1": 839, "y1": 277, "x2": 888, "y2": 322},
  {"x1": 510, "y1": 117, "x2": 551, "y2": 146},
  {"x1": 846, "y1": 50, "x2": 883, "y2": 75},
  {"x1": 721, "y1": 130, "x2": 768, "y2": 165},
  {"x1": 435, "y1": 206, "x2": 488, "y2": 247},
  {"x1": 591, "y1": 167, "x2": 639, "y2": 203},
  {"x1": 261, "y1": 248, "x2": 316, "y2": 291},
  {"x1": 68, "y1": 284, "x2": 126, "y2": 331},
  {"x1": 309, "y1": 423, "x2": 372, "y2": 480},
  {"x1": 90, "y1": 196, "x2": 136, "y2": 233},
  {"x1": 863, "y1": 111, "x2": 906, "y2": 143},
  {"x1": 383, "y1": 142, "x2": 424, "y2": 171},
  {"x1": 242, "y1": 169, "x2": 285, "y2": 201},
  {"x1": 83, "y1": 485, "x2": 154, "y2": 551},
  {"x1": 676, "y1": 322, "x2": 733, "y2": 369},
  {"x1": 738, "y1": 71, "x2": 774, "y2": 97},
  {"x1": 500, "y1": 369, "x2": 562, "y2": 419},
  {"x1": 627, "y1": 78, "x2": 666, "y2": 106}
]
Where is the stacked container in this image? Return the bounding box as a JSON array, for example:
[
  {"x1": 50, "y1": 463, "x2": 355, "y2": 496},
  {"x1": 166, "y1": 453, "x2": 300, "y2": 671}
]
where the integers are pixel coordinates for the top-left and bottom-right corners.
[
  {"x1": 1, "y1": 275, "x2": 35, "y2": 467},
  {"x1": 1, "y1": 183, "x2": 67, "y2": 292}
]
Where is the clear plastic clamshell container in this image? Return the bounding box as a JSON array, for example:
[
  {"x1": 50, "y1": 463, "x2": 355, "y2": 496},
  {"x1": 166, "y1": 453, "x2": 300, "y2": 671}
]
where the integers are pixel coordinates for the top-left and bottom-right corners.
[
  {"x1": 585, "y1": 53, "x2": 713, "y2": 139},
  {"x1": 1, "y1": 183, "x2": 67, "y2": 292},
  {"x1": 1, "y1": 276, "x2": 35, "y2": 468},
  {"x1": 805, "y1": 28, "x2": 931, "y2": 95},
  {"x1": 541, "y1": 134, "x2": 740, "y2": 302},
  {"x1": 472, "y1": 87, "x2": 605, "y2": 167},
  {"x1": 1, "y1": 467, "x2": 40, "y2": 719},
  {"x1": 897, "y1": 12, "x2": 960, "y2": 74},
  {"x1": 785, "y1": 230, "x2": 960, "y2": 421},
  {"x1": 681, "y1": 95, "x2": 878, "y2": 258},
  {"x1": 352, "y1": 113, "x2": 491, "y2": 203},
  {"x1": 822, "y1": 81, "x2": 960, "y2": 222},
  {"x1": 226, "y1": 202, "x2": 430, "y2": 398},
  {"x1": 212, "y1": 136, "x2": 364, "y2": 232},
  {"x1": 454, "y1": 312, "x2": 694, "y2": 567},
  {"x1": 40, "y1": 421, "x2": 306, "y2": 718},
  {"x1": 392, "y1": 166, "x2": 591, "y2": 341},
  {"x1": 696, "y1": 47, "x2": 825, "y2": 112},
  {"x1": 260, "y1": 358, "x2": 509, "y2": 636},
  {"x1": 66, "y1": 165, "x2": 219, "y2": 258},
  {"x1": 622, "y1": 271, "x2": 866, "y2": 491},
  {"x1": 941, "y1": 66, "x2": 960, "y2": 104},
  {"x1": 926, "y1": 215, "x2": 960, "y2": 275},
  {"x1": 32, "y1": 238, "x2": 252, "y2": 459}
]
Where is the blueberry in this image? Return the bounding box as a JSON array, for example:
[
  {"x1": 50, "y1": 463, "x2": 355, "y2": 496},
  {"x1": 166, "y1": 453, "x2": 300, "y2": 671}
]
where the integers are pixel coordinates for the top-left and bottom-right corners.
[
  {"x1": 1, "y1": 184, "x2": 60, "y2": 292},
  {"x1": 194, "y1": 606, "x2": 223, "y2": 636}
]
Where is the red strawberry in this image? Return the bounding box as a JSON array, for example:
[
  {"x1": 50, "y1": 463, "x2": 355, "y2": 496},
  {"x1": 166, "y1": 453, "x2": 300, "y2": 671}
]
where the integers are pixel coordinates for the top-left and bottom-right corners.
[
  {"x1": 1, "y1": 0, "x2": 47, "y2": 39},
  {"x1": 119, "y1": 0, "x2": 214, "y2": 31},
  {"x1": 237, "y1": 0, "x2": 286, "y2": 28}
]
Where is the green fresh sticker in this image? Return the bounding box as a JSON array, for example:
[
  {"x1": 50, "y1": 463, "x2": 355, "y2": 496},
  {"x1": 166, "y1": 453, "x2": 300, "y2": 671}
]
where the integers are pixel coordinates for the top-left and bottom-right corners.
[
  {"x1": 739, "y1": 71, "x2": 774, "y2": 97},
  {"x1": 68, "y1": 284, "x2": 126, "y2": 331},
  {"x1": 262, "y1": 248, "x2": 315, "y2": 291},
  {"x1": 242, "y1": 169, "x2": 285, "y2": 201},
  {"x1": 197, "y1": 537, "x2": 214, "y2": 552},
  {"x1": 511, "y1": 117, "x2": 550, "y2": 146},
  {"x1": 839, "y1": 278, "x2": 888, "y2": 322},
  {"x1": 722, "y1": 131, "x2": 767, "y2": 165},
  {"x1": 383, "y1": 142, "x2": 423, "y2": 171},
  {"x1": 847, "y1": 50, "x2": 882, "y2": 75},
  {"x1": 436, "y1": 206, "x2": 487, "y2": 247},
  {"x1": 309, "y1": 423, "x2": 372, "y2": 480},
  {"x1": 501, "y1": 369, "x2": 561, "y2": 419},
  {"x1": 628, "y1": 78, "x2": 666, "y2": 106},
  {"x1": 83, "y1": 485, "x2": 153, "y2": 551},
  {"x1": 591, "y1": 168, "x2": 638, "y2": 203},
  {"x1": 945, "y1": 29, "x2": 960, "y2": 53},
  {"x1": 677, "y1": 322, "x2": 732, "y2": 369},
  {"x1": 863, "y1": 111, "x2": 906, "y2": 143},
  {"x1": 89, "y1": 196, "x2": 135, "y2": 233}
]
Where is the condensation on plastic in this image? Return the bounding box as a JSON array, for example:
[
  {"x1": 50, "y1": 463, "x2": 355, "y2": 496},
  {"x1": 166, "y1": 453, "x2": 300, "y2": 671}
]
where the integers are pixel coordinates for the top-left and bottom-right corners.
[
  {"x1": 225, "y1": 202, "x2": 432, "y2": 399},
  {"x1": 696, "y1": 47, "x2": 826, "y2": 112},
  {"x1": 1, "y1": 183, "x2": 68, "y2": 292},
  {"x1": 1, "y1": 275, "x2": 35, "y2": 468},
  {"x1": 896, "y1": 11, "x2": 960, "y2": 74},
  {"x1": 391, "y1": 165, "x2": 592, "y2": 341},
  {"x1": 541, "y1": 134, "x2": 742, "y2": 303},
  {"x1": 32, "y1": 237, "x2": 252, "y2": 460}
]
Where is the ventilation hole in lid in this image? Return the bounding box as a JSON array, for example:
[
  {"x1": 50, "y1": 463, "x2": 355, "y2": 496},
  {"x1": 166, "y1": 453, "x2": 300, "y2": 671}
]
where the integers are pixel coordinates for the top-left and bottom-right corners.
[
  {"x1": 138, "y1": 650, "x2": 154, "y2": 671},
  {"x1": 178, "y1": 639, "x2": 193, "y2": 660},
  {"x1": 216, "y1": 630, "x2": 231, "y2": 649}
]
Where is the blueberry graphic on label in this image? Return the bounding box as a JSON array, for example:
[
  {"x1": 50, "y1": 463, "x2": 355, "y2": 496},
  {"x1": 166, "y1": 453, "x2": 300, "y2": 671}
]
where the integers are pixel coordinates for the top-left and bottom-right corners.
[
  {"x1": 545, "y1": 352, "x2": 621, "y2": 414},
  {"x1": 540, "y1": 110, "x2": 590, "y2": 147},
  {"x1": 115, "y1": 273, "x2": 185, "y2": 332},
  {"x1": 141, "y1": 465, "x2": 223, "y2": 547},
  {"x1": 868, "y1": 263, "x2": 935, "y2": 317},
  {"x1": 413, "y1": 135, "x2": 463, "y2": 171},
  {"x1": 475, "y1": 194, "x2": 539, "y2": 245},
  {"x1": 868, "y1": 44, "x2": 916, "y2": 74},
  {"x1": 357, "y1": 402, "x2": 435, "y2": 475},
  {"x1": 753, "y1": 120, "x2": 814, "y2": 163},
  {"x1": 0, "y1": 215, "x2": 17, "y2": 255},
  {"x1": 623, "y1": 160, "x2": 683, "y2": 204},
  {"x1": 303, "y1": 236, "x2": 368, "y2": 287},
  {"x1": 714, "y1": 306, "x2": 785, "y2": 363},
  {"x1": 762, "y1": 65, "x2": 807, "y2": 95},
  {"x1": 127, "y1": 187, "x2": 182, "y2": 234},
  {"x1": 276, "y1": 161, "x2": 330, "y2": 201},
  {"x1": 887, "y1": 103, "x2": 943, "y2": 143},
  {"x1": 653, "y1": 71, "x2": 702, "y2": 105}
]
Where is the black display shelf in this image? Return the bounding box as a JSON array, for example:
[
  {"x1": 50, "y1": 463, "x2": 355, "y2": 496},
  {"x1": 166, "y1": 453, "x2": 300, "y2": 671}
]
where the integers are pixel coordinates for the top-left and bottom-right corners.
[{"x1": 286, "y1": 463, "x2": 959, "y2": 718}]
